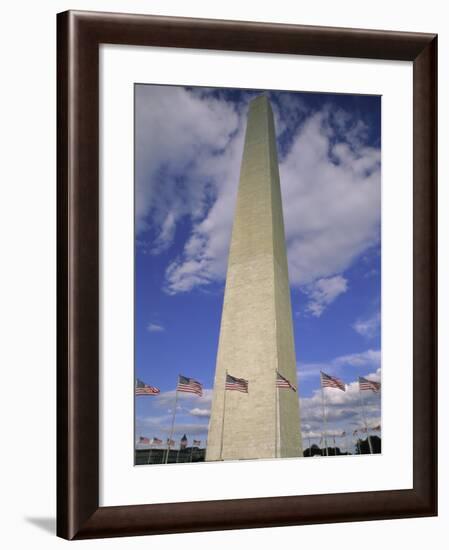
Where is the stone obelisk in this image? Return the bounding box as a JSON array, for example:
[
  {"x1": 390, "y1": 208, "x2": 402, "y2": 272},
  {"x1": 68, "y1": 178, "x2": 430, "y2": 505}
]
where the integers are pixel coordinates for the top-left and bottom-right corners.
[{"x1": 206, "y1": 96, "x2": 302, "y2": 461}]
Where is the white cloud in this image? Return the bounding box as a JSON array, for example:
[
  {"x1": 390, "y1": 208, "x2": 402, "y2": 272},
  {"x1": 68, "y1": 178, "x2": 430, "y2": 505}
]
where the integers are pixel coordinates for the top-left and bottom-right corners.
[
  {"x1": 297, "y1": 349, "x2": 381, "y2": 382},
  {"x1": 281, "y1": 109, "x2": 380, "y2": 287},
  {"x1": 296, "y1": 364, "x2": 329, "y2": 379},
  {"x1": 163, "y1": 130, "x2": 245, "y2": 293},
  {"x1": 147, "y1": 323, "x2": 165, "y2": 333},
  {"x1": 189, "y1": 408, "x2": 211, "y2": 418},
  {"x1": 304, "y1": 275, "x2": 348, "y2": 317},
  {"x1": 136, "y1": 89, "x2": 380, "y2": 297},
  {"x1": 299, "y1": 368, "x2": 381, "y2": 435},
  {"x1": 152, "y1": 388, "x2": 213, "y2": 409},
  {"x1": 136, "y1": 389, "x2": 212, "y2": 441},
  {"x1": 352, "y1": 312, "x2": 380, "y2": 338},
  {"x1": 136, "y1": 418, "x2": 208, "y2": 438},
  {"x1": 135, "y1": 84, "x2": 241, "y2": 245},
  {"x1": 334, "y1": 349, "x2": 381, "y2": 368}
]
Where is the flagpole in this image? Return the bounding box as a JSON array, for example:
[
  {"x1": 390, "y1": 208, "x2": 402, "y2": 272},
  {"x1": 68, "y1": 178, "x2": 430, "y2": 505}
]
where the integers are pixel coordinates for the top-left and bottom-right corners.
[
  {"x1": 219, "y1": 370, "x2": 228, "y2": 461},
  {"x1": 165, "y1": 379, "x2": 179, "y2": 464},
  {"x1": 320, "y1": 374, "x2": 329, "y2": 457},
  {"x1": 345, "y1": 432, "x2": 350, "y2": 455},
  {"x1": 355, "y1": 432, "x2": 361, "y2": 454},
  {"x1": 147, "y1": 442, "x2": 153, "y2": 465},
  {"x1": 333, "y1": 435, "x2": 337, "y2": 456},
  {"x1": 275, "y1": 373, "x2": 279, "y2": 458},
  {"x1": 358, "y1": 382, "x2": 373, "y2": 454}
]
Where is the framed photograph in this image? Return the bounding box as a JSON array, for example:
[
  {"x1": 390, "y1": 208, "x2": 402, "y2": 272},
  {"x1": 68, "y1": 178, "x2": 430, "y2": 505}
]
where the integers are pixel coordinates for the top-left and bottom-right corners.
[{"x1": 57, "y1": 10, "x2": 437, "y2": 540}]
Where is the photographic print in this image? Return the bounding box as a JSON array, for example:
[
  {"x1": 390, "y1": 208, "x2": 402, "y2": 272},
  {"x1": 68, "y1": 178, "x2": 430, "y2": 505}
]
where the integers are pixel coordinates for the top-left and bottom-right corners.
[{"x1": 134, "y1": 84, "x2": 381, "y2": 465}]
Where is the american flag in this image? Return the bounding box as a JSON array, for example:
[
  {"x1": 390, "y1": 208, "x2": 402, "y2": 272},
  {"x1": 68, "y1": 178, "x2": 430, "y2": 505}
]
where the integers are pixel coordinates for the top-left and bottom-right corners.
[
  {"x1": 177, "y1": 375, "x2": 203, "y2": 396},
  {"x1": 139, "y1": 436, "x2": 150, "y2": 444},
  {"x1": 225, "y1": 373, "x2": 249, "y2": 393},
  {"x1": 276, "y1": 371, "x2": 297, "y2": 391},
  {"x1": 151, "y1": 437, "x2": 163, "y2": 445},
  {"x1": 166, "y1": 438, "x2": 175, "y2": 447},
  {"x1": 135, "y1": 378, "x2": 160, "y2": 396},
  {"x1": 359, "y1": 376, "x2": 381, "y2": 393},
  {"x1": 193, "y1": 439, "x2": 201, "y2": 447},
  {"x1": 320, "y1": 371, "x2": 346, "y2": 391}
]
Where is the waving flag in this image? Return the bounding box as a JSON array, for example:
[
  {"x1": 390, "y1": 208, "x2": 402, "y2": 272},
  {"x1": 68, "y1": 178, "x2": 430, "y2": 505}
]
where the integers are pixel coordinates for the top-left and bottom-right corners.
[
  {"x1": 359, "y1": 376, "x2": 381, "y2": 393},
  {"x1": 135, "y1": 378, "x2": 160, "y2": 396},
  {"x1": 177, "y1": 375, "x2": 203, "y2": 396},
  {"x1": 276, "y1": 371, "x2": 297, "y2": 391},
  {"x1": 139, "y1": 436, "x2": 150, "y2": 444},
  {"x1": 320, "y1": 371, "x2": 346, "y2": 391},
  {"x1": 151, "y1": 437, "x2": 163, "y2": 445},
  {"x1": 225, "y1": 373, "x2": 249, "y2": 393},
  {"x1": 193, "y1": 439, "x2": 201, "y2": 446}
]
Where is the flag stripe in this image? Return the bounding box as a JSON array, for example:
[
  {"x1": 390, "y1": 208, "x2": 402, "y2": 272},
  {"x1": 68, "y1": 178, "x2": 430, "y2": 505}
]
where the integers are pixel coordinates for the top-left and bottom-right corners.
[
  {"x1": 276, "y1": 371, "x2": 297, "y2": 391},
  {"x1": 135, "y1": 378, "x2": 160, "y2": 395},
  {"x1": 320, "y1": 371, "x2": 346, "y2": 391},
  {"x1": 177, "y1": 375, "x2": 203, "y2": 396},
  {"x1": 225, "y1": 373, "x2": 248, "y2": 393},
  {"x1": 359, "y1": 376, "x2": 381, "y2": 392}
]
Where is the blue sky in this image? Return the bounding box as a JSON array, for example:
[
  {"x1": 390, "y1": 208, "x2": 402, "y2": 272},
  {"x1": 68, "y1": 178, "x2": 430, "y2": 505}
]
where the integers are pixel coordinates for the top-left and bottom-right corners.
[{"x1": 134, "y1": 84, "x2": 381, "y2": 453}]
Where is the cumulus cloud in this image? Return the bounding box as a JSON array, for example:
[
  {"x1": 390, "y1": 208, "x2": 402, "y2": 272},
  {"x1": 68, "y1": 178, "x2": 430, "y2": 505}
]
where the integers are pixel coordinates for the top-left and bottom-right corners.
[
  {"x1": 136, "y1": 418, "x2": 208, "y2": 439},
  {"x1": 189, "y1": 408, "x2": 211, "y2": 418},
  {"x1": 136, "y1": 389, "x2": 212, "y2": 442},
  {"x1": 298, "y1": 349, "x2": 381, "y2": 381},
  {"x1": 300, "y1": 368, "x2": 381, "y2": 436},
  {"x1": 304, "y1": 275, "x2": 348, "y2": 317},
  {"x1": 152, "y1": 388, "x2": 213, "y2": 409},
  {"x1": 135, "y1": 84, "x2": 241, "y2": 246},
  {"x1": 136, "y1": 87, "x2": 380, "y2": 311},
  {"x1": 334, "y1": 349, "x2": 381, "y2": 368},
  {"x1": 280, "y1": 108, "x2": 380, "y2": 288},
  {"x1": 353, "y1": 312, "x2": 380, "y2": 338},
  {"x1": 147, "y1": 323, "x2": 165, "y2": 333}
]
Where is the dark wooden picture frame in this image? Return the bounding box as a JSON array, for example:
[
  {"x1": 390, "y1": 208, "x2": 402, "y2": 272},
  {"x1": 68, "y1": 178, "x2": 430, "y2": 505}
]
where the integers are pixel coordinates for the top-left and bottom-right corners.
[{"x1": 57, "y1": 10, "x2": 437, "y2": 540}]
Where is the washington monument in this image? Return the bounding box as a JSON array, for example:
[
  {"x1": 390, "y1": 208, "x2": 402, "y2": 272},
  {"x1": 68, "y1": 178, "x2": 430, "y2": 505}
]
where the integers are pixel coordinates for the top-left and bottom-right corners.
[{"x1": 206, "y1": 96, "x2": 302, "y2": 461}]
